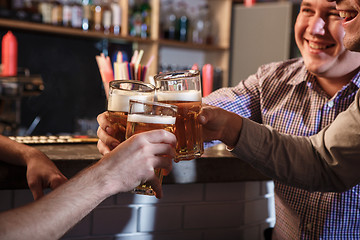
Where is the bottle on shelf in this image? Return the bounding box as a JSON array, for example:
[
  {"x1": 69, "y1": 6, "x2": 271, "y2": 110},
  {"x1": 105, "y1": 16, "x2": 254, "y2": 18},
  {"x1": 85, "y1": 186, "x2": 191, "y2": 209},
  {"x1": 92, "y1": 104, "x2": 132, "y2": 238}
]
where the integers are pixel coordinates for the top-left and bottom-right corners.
[
  {"x1": 39, "y1": 0, "x2": 53, "y2": 24},
  {"x1": 161, "y1": 1, "x2": 176, "y2": 40},
  {"x1": 62, "y1": 0, "x2": 72, "y2": 27},
  {"x1": 51, "y1": 0, "x2": 63, "y2": 26},
  {"x1": 204, "y1": 4, "x2": 218, "y2": 45},
  {"x1": 111, "y1": 0, "x2": 121, "y2": 35},
  {"x1": 140, "y1": 0, "x2": 151, "y2": 38},
  {"x1": 93, "y1": 0, "x2": 102, "y2": 31},
  {"x1": 176, "y1": 1, "x2": 188, "y2": 42},
  {"x1": 129, "y1": 0, "x2": 141, "y2": 37},
  {"x1": 71, "y1": 0, "x2": 83, "y2": 28},
  {"x1": 191, "y1": 4, "x2": 215, "y2": 45},
  {"x1": 81, "y1": 0, "x2": 93, "y2": 31},
  {"x1": 22, "y1": 0, "x2": 42, "y2": 22},
  {"x1": 102, "y1": 0, "x2": 112, "y2": 34}
]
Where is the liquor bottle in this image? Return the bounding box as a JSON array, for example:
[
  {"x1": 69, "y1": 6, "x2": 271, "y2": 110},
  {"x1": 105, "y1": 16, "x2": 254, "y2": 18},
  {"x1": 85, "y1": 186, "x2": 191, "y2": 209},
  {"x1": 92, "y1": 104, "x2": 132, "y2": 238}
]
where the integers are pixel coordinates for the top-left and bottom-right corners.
[
  {"x1": 111, "y1": 0, "x2": 121, "y2": 35},
  {"x1": 140, "y1": 0, "x2": 151, "y2": 38},
  {"x1": 129, "y1": 0, "x2": 142, "y2": 37},
  {"x1": 191, "y1": 4, "x2": 213, "y2": 44},
  {"x1": 102, "y1": 0, "x2": 112, "y2": 34},
  {"x1": 39, "y1": 0, "x2": 53, "y2": 24},
  {"x1": 0, "y1": 0, "x2": 11, "y2": 19},
  {"x1": 51, "y1": 0, "x2": 63, "y2": 26},
  {"x1": 176, "y1": 1, "x2": 188, "y2": 42},
  {"x1": 23, "y1": 0, "x2": 42, "y2": 22},
  {"x1": 93, "y1": 0, "x2": 102, "y2": 31},
  {"x1": 162, "y1": 1, "x2": 176, "y2": 40},
  {"x1": 62, "y1": 0, "x2": 72, "y2": 27},
  {"x1": 81, "y1": 0, "x2": 92, "y2": 30},
  {"x1": 71, "y1": 0, "x2": 83, "y2": 28}
]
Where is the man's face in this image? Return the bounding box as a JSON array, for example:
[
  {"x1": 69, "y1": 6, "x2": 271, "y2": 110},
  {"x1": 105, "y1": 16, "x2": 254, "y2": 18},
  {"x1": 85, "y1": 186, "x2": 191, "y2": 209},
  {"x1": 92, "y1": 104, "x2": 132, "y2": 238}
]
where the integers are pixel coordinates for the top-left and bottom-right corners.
[
  {"x1": 295, "y1": 0, "x2": 360, "y2": 78},
  {"x1": 335, "y1": 0, "x2": 360, "y2": 52}
]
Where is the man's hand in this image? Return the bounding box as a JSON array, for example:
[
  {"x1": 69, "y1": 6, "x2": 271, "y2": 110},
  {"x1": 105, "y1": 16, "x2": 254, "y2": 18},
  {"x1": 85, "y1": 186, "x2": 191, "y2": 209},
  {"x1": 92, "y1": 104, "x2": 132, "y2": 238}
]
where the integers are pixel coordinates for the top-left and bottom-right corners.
[
  {"x1": 25, "y1": 148, "x2": 68, "y2": 200},
  {"x1": 98, "y1": 129, "x2": 177, "y2": 199},
  {"x1": 198, "y1": 105, "x2": 243, "y2": 148},
  {"x1": 97, "y1": 111, "x2": 120, "y2": 155}
]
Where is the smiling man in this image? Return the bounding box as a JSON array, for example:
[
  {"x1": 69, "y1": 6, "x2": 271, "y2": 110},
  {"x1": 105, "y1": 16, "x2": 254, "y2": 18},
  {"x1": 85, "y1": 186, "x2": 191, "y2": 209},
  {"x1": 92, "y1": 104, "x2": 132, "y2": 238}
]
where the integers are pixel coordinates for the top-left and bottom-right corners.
[
  {"x1": 336, "y1": 0, "x2": 360, "y2": 51},
  {"x1": 201, "y1": 0, "x2": 360, "y2": 238}
]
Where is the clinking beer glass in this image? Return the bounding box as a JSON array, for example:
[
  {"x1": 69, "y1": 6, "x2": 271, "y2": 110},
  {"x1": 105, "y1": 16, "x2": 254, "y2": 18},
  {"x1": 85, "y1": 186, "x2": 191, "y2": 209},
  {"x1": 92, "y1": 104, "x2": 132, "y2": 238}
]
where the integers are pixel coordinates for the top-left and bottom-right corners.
[
  {"x1": 154, "y1": 70, "x2": 204, "y2": 161},
  {"x1": 125, "y1": 99, "x2": 178, "y2": 196},
  {"x1": 107, "y1": 80, "x2": 155, "y2": 142}
]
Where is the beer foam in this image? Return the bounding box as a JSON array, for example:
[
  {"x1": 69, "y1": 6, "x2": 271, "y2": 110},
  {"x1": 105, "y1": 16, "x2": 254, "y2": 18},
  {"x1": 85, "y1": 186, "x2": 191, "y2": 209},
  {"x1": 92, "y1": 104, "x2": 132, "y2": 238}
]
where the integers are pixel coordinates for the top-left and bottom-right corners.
[
  {"x1": 108, "y1": 90, "x2": 153, "y2": 112},
  {"x1": 156, "y1": 90, "x2": 201, "y2": 102},
  {"x1": 128, "y1": 114, "x2": 176, "y2": 124}
]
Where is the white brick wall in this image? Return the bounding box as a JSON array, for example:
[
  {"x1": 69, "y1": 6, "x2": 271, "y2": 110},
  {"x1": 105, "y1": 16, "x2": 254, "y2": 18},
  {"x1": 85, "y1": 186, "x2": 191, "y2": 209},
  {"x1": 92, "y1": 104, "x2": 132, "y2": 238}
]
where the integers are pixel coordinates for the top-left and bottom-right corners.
[{"x1": 0, "y1": 181, "x2": 275, "y2": 240}]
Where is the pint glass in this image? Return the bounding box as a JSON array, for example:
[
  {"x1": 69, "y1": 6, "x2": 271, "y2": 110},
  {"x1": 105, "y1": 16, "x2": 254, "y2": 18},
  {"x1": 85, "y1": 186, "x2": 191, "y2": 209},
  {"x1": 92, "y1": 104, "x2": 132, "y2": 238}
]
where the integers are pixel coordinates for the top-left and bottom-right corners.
[
  {"x1": 125, "y1": 99, "x2": 177, "y2": 196},
  {"x1": 107, "y1": 80, "x2": 155, "y2": 142},
  {"x1": 154, "y1": 70, "x2": 204, "y2": 160}
]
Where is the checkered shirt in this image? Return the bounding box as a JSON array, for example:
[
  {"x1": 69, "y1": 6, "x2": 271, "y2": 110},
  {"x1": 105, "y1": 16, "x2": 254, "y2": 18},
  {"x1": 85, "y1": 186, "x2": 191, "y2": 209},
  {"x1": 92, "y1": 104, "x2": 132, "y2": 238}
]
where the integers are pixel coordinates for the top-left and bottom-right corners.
[{"x1": 203, "y1": 58, "x2": 360, "y2": 239}]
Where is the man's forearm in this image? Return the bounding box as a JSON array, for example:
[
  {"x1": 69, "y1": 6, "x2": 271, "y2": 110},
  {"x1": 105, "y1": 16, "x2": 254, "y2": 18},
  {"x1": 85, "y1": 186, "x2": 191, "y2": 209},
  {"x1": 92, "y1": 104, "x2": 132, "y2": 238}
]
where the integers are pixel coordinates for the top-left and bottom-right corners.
[
  {"x1": 0, "y1": 161, "x2": 110, "y2": 240},
  {"x1": 226, "y1": 90, "x2": 360, "y2": 193},
  {"x1": 0, "y1": 135, "x2": 39, "y2": 166}
]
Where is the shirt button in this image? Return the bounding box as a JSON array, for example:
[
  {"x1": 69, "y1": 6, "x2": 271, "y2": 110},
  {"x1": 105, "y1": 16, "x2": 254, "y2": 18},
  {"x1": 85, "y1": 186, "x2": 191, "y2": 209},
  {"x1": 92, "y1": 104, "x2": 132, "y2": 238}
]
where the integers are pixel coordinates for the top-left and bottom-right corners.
[
  {"x1": 307, "y1": 223, "x2": 313, "y2": 231},
  {"x1": 328, "y1": 101, "x2": 334, "y2": 108}
]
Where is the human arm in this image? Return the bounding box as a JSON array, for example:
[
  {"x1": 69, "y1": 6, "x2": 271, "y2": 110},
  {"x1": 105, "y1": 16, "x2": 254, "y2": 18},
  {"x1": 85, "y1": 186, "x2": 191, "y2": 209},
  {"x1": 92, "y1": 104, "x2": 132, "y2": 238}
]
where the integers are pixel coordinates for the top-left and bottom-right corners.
[
  {"x1": 199, "y1": 91, "x2": 360, "y2": 192},
  {"x1": 0, "y1": 130, "x2": 176, "y2": 240},
  {"x1": 0, "y1": 135, "x2": 67, "y2": 200}
]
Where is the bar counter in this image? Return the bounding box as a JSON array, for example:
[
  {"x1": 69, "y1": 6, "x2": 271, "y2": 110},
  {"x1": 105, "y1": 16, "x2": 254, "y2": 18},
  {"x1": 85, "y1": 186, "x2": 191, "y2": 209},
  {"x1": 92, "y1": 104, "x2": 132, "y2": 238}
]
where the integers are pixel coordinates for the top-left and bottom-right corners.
[{"x1": 0, "y1": 143, "x2": 270, "y2": 189}]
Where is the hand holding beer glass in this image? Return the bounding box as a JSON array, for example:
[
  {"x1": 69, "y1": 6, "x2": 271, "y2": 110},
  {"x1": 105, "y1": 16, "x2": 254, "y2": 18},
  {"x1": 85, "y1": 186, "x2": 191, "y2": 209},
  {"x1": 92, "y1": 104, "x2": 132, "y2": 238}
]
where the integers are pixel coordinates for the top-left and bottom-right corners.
[
  {"x1": 154, "y1": 70, "x2": 204, "y2": 161},
  {"x1": 126, "y1": 99, "x2": 178, "y2": 196},
  {"x1": 107, "y1": 80, "x2": 155, "y2": 143}
]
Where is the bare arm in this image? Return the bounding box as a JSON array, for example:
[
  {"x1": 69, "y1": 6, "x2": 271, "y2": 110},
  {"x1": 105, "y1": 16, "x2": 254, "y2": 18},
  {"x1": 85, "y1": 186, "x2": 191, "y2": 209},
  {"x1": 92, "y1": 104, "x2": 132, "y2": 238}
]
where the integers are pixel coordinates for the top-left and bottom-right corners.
[
  {"x1": 0, "y1": 135, "x2": 67, "y2": 200},
  {"x1": 0, "y1": 130, "x2": 176, "y2": 240}
]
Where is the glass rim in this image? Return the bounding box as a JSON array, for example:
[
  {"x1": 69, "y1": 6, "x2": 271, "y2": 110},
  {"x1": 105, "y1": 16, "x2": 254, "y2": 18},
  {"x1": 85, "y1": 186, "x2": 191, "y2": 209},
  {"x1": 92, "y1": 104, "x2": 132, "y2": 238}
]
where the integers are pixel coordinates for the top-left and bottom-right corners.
[
  {"x1": 109, "y1": 80, "x2": 155, "y2": 92},
  {"x1": 153, "y1": 70, "x2": 200, "y2": 82},
  {"x1": 129, "y1": 99, "x2": 178, "y2": 111}
]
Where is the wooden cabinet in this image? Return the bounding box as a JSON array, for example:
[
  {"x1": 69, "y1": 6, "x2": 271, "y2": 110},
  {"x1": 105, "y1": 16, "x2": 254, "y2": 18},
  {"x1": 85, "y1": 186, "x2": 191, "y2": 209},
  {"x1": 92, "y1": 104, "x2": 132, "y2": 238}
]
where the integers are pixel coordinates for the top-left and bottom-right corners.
[{"x1": 0, "y1": 0, "x2": 232, "y2": 86}]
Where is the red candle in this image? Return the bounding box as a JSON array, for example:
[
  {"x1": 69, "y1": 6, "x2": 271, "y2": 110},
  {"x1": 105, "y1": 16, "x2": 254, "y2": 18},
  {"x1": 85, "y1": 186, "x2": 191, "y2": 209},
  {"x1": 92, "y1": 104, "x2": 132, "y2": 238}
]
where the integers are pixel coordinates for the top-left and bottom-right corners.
[{"x1": 2, "y1": 31, "x2": 18, "y2": 76}]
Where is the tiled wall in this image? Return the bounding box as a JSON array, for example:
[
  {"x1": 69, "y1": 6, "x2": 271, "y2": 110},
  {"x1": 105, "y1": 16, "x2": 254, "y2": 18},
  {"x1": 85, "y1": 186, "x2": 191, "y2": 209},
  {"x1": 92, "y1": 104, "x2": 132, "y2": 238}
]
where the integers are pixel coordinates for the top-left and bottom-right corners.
[{"x1": 0, "y1": 181, "x2": 275, "y2": 240}]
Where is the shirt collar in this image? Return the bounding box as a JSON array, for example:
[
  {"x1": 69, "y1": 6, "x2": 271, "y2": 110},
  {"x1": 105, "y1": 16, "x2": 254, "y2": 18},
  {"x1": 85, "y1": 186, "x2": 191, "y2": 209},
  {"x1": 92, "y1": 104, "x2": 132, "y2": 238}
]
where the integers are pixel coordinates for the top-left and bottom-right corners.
[
  {"x1": 287, "y1": 61, "x2": 360, "y2": 93},
  {"x1": 287, "y1": 63, "x2": 314, "y2": 86},
  {"x1": 351, "y1": 70, "x2": 360, "y2": 89}
]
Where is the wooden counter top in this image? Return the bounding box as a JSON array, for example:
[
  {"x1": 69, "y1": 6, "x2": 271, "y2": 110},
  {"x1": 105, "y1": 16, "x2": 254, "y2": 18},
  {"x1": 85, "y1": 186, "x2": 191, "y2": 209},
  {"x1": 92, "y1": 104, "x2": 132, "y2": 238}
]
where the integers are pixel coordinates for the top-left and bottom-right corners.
[{"x1": 0, "y1": 143, "x2": 270, "y2": 190}]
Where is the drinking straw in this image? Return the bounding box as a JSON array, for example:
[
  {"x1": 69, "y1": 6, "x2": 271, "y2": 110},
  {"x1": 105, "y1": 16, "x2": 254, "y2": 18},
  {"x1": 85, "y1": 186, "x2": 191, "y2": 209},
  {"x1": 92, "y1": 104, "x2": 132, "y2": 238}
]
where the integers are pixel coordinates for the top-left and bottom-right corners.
[
  {"x1": 140, "y1": 54, "x2": 154, "y2": 82},
  {"x1": 142, "y1": 66, "x2": 148, "y2": 82},
  {"x1": 131, "y1": 50, "x2": 138, "y2": 64},
  {"x1": 95, "y1": 53, "x2": 114, "y2": 98},
  {"x1": 116, "y1": 51, "x2": 123, "y2": 63},
  {"x1": 114, "y1": 61, "x2": 120, "y2": 79},
  {"x1": 134, "y1": 50, "x2": 144, "y2": 80},
  {"x1": 191, "y1": 63, "x2": 199, "y2": 70},
  {"x1": 146, "y1": 55, "x2": 154, "y2": 68}
]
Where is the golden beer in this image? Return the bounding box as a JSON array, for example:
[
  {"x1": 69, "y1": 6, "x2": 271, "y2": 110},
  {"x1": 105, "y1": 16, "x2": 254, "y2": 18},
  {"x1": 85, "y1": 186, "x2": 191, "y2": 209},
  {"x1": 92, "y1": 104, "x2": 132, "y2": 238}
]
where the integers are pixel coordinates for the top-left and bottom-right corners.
[
  {"x1": 126, "y1": 115, "x2": 176, "y2": 137},
  {"x1": 156, "y1": 90, "x2": 204, "y2": 160},
  {"x1": 154, "y1": 70, "x2": 204, "y2": 161},
  {"x1": 126, "y1": 100, "x2": 177, "y2": 196},
  {"x1": 107, "y1": 80, "x2": 155, "y2": 142},
  {"x1": 107, "y1": 111, "x2": 128, "y2": 142}
]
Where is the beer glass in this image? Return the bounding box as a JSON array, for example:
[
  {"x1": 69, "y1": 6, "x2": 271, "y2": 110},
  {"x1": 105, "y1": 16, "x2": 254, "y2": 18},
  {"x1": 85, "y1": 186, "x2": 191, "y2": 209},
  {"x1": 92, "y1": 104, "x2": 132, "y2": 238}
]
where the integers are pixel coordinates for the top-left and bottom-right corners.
[
  {"x1": 125, "y1": 99, "x2": 178, "y2": 196},
  {"x1": 107, "y1": 80, "x2": 155, "y2": 142},
  {"x1": 154, "y1": 70, "x2": 204, "y2": 161}
]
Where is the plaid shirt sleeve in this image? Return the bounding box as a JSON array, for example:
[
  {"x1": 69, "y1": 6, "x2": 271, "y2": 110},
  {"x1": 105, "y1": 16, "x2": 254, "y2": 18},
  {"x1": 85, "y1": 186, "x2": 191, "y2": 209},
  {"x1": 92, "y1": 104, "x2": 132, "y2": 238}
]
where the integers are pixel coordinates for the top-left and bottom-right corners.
[{"x1": 203, "y1": 67, "x2": 263, "y2": 123}]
